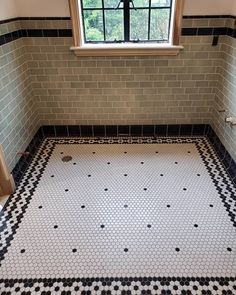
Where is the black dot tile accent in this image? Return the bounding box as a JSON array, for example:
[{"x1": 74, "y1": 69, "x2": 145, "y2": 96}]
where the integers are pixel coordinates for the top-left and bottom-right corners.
[
  {"x1": 107, "y1": 162, "x2": 111, "y2": 165},
  {"x1": 104, "y1": 188, "x2": 108, "y2": 191},
  {"x1": 54, "y1": 225, "x2": 58, "y2": 229},
  {"x1": 124, "y1": 205, "x2": 128, "y2": 208},
  {"x1": 175, "y1": 248, "x2": 180, "y2": 252},
  {"x1": 175, "y1": 162, "x2": 178, "y2": 164},
  {"x1": 20, "y1": 249, "x2": 25, "y2": 253},
  {"x1": 60, "y1": 152, "x2": 64, "y2": 155},
  {"x1": 65, "y1": 189, "x2": 69, "y2": 192},
  {"x1": 124, "y1": 152, "x2": 127, "y2": 154},
  {"x1": 124, "y1": 248, "x2": 128, "y2": 252},
  {"x1": 88, "y1": 175, "x2": 91, "y2": 177},
  {"x1": 38, "y1": 206, "x2": 42, "y2": 209},
  {"x1": 72, "y1": 249, "x2": 77, "y2": 253},
  {"x1": 183, "y1": 188, "x2": 187, "y2": 191},
  {"x1": 124, "y1": 174, "x2": 128, "y2": 176},
  {"x1": 197, "y1": 174, "x2": 201, "y2": 176},
  {"x1": 73, "y1": 163, "x2": 76, "y2": 165},
  {"x1": 194, "y1": 224, "x2": 198, "y2": 228},
  {"x1": 51, "y1": 175, "x2": 54, "y2": 178},
  {"x1": 167, "y1": 205, "x2": 171, "y2": 208},
  {"x1": 227, "y1": 247, "x2": 232, "y2": 252},
  {"x1": 141, "y1": 162, "x2": 144, "y2": 164},
  {"x1": 81, "y1": 205, "x2": 85, "y2": 209},
  {"x1": 209, "y1": 204, "x2": 214, "y2": 207},
  {"x1": 147, "y1": 224, "x2": 152, "y2": 228},
  {"x1": 92, "y1": 152, "x2": 96, "y2": 154},
  {"x1": 160, "y1": 174, "x2": 164, "y2": 176},
  {"x1": 100, "y1": 225, "x2": 105, "y2": 228},
  {"x1": 143, "y1": 188, "x2": 147, "y2": 191}
]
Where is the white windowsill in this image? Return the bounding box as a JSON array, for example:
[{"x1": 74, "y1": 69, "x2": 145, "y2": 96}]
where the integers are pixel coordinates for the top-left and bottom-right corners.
[{"x1": 70, "y1": 43, "x2": 184, "y2": 56}]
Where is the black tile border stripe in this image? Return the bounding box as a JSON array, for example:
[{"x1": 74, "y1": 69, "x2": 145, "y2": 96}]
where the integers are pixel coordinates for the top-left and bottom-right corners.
[
  {"x1": 0, "y1": 29, "x2": 73, "y2": 45},
  {"x1": 0, "y1": 15, "x2": 236, "y2": 46},
  {"x1": 11, "y1": 124, "x2": 236, "y2": 187},
  {"x1": 0, "y1": 17, "x2": 71, "y2": 25},
  {"x1": 0, "y1": 27, "x2": 235, "y2": 46},
  {"x1": 0, "y1": 15, "x2": 235, "y2": 25},
  {"x1": 23, "y1": 28, "x2": 73, "y2": 37},
  {"x1": 181, "y1": 26, "x2": 236, "y2": 37},
  {"x1": 183, "y1": 15, "x2": 235, "y2": 19}
]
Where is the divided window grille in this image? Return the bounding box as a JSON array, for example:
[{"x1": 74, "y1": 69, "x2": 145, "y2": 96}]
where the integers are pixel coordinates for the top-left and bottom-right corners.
[{"x1": 80, "y1": 0, "x2": 173, "y2": 43}]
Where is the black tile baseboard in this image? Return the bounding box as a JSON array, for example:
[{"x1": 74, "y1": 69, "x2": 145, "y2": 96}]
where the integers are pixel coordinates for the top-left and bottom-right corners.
[
  {"x1": 42, "y1": 124, "x2": 209, "y2": 138},
  {"x1": 11, "y1": 124, "x2": 236, "y2": 187},
  {"x1": 11, "y1": 127, "x2": 44, "y2": 185}
]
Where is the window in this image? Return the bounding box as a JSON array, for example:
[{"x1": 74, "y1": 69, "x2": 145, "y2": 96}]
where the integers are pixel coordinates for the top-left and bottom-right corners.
[{"x1": 69, "y1": 0, "x2": 184, "y2": 56}]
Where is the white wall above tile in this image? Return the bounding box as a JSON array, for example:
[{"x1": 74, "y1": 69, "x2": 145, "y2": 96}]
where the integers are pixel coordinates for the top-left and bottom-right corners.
[
  {"x1": 16, "y1": 0, "x2": 70, "y2": 17},
  {"x1": 11, "y1": 0, "x2": 236, "y2": 17},
  {"x1": 183, "y1": 0, "x2": 235, "y2": 15},
  {"x1": 0, "y1": 0, "x2": 17, "y2": 21}
]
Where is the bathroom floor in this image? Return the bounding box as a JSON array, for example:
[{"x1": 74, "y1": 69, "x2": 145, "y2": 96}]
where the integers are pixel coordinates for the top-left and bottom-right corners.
[{"x1": 0, "y1": 137, "x2": 236, "y2": 294}]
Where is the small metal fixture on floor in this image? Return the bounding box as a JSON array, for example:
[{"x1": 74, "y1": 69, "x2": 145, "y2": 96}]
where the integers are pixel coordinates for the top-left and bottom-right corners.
[{"x1": 62, "y1": 156, "x2": 73, "y2": 162}]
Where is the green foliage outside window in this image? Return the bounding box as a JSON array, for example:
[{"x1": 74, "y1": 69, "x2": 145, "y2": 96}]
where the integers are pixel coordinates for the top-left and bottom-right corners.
[{"x1": 81, "y1": 0, "x2": 171, "y2": 42}]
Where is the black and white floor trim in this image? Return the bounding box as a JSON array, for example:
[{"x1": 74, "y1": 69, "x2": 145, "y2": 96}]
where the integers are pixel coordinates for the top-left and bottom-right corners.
[{"x1": 0, "y1": 137, "x2": 236, "y2": 294}]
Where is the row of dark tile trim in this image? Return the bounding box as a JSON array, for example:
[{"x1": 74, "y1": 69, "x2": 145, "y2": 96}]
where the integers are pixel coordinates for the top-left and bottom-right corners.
[
  {"x1": 182, "y1": 27, "x2": 236, "y2": 37},
  {"x1": 0, "y1": 17, "x2": 71, "y2": 25},
  {"x1": 11, "y1": 124, "x2": 236, "y2": 187},
  {"x1": 183, "y1": 15, "x2": 235, "y2": 19},
  {"x1": 0, "y1": 15, "x2": 235, "y2": 25},
  {"x1": 0, "y1": 29, "x2": 72, "y2": 45},
  {"x1": 0, "y1": 26, "x2": 236, "y2": 46}
]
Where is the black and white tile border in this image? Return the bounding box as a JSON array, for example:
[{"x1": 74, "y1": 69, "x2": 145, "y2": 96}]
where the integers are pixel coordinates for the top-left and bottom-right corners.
[
  {"x1": 0, "y1": 136, "x2": 236, "y2": 294},
  {"x1": 0, "y1": 276, "x2": 236, "y2": 294}
]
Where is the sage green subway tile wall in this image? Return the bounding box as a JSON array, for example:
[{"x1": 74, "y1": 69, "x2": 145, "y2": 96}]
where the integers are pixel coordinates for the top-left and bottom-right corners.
[
  {"x1": 0, "y1": 29, "x2": 39, "y2": 170},
  {"x1": 19, "y1": 18, "x2": 221, "y2": 126},
  {"x1": 213, "y1": 35, "x2": 236, "y2": 162},
  {"x1": 0, "y1": 20, "x2": 21, "y2": 35},
  {"x1": 25, "y1": 35, "x2": 220, "y2": 126}
]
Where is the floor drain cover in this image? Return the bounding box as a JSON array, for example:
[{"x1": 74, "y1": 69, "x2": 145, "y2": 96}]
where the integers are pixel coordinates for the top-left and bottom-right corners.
[{"x1": 62, "y1": 156, "x2": 73, "y2": 162}]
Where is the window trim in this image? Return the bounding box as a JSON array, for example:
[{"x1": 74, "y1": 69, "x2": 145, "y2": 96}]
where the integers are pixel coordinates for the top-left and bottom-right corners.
[{"x1": 69, "y1": 0, "x2": 184, "y2": 56}]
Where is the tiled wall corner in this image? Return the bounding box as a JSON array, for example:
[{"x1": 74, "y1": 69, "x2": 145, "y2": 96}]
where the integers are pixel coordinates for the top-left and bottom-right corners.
[
  {"x1": 0, "y1": 23, "x2": 39, "y2": 170},
  {"x1": 213, "y1": 34, "x2": 236, "y2": 162}
]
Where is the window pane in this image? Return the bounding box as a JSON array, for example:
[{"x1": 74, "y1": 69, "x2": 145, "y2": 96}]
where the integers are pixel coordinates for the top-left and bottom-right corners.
[
  {"x1": 133, "y1": 0, "x2": 149, "y2": 8},
  {"x1": 150, "y1": 8, "x2": 170, "y2": 40},
  {"x1": 82, "y1": 0, "x2": 102, "y2": 9},
  {"x1": 105, "y1": 10, "x2": 124, "y2": 41},
  {"x1": 83, "y1": 10, "x2": 104, "y2": 41},
  {"x1": 130, "y1": 9, "x2": 149, "y2": 40},
  {"x1": 151, "y1": 0, "x2": 171, "y2": 7},
  {"x1": 104, "y1": 0, "x2": 120, "y2": 8}
]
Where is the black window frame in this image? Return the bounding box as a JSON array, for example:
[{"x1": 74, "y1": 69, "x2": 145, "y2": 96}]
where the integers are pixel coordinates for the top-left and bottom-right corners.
[{"x1": 80, "y1": 0, "x2": 173, "y2": 44}]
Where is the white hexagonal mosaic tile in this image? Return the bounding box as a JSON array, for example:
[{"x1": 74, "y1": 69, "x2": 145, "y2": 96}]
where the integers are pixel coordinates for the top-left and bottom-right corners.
[{"x1": 0, "y1": 137, "x2": 235, "y2": 295}]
